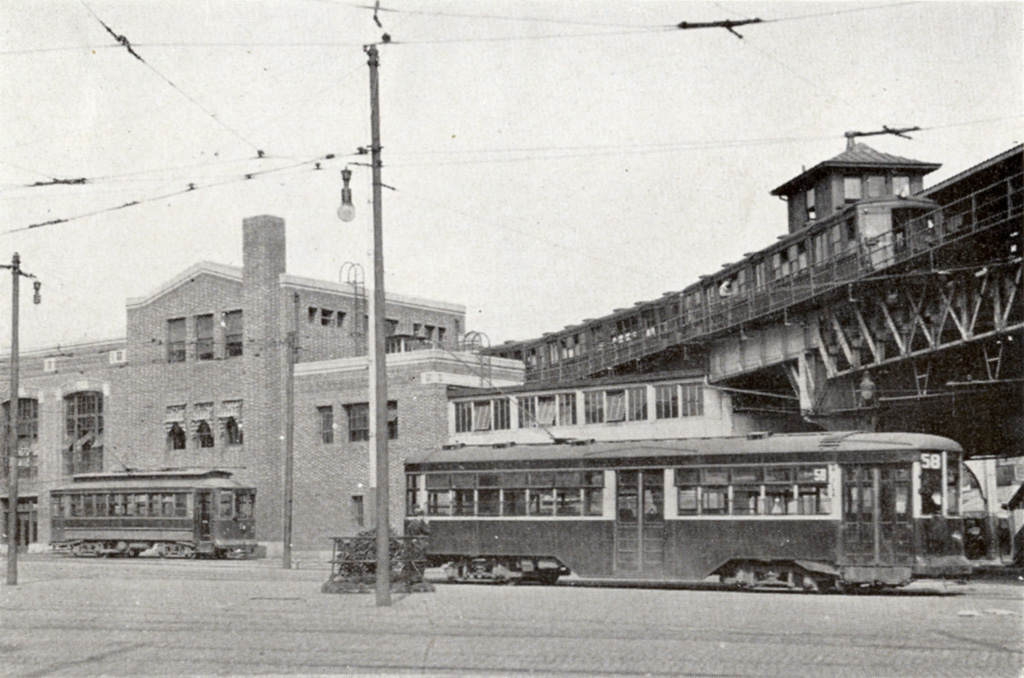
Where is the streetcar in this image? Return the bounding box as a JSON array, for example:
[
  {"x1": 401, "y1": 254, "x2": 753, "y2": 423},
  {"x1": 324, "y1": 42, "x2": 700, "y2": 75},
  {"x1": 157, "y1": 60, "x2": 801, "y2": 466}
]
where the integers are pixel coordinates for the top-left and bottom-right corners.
[
  {"x1": 50, "y1": 468, "x2": 257, "y2": 558},
  {"x1": 405, "y1": 431, "x2": 972, "y2": 591}
]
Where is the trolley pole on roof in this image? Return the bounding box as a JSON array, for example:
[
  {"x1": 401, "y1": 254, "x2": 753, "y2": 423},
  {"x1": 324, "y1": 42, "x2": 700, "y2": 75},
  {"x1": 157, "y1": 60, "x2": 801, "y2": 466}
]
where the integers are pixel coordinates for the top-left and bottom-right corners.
[
  {"x1": 3, "y1": 253, "x2": 40, "y2": 586},
  {"x1": 366, "y1": 43, "x2": 391, "y2": 607}
]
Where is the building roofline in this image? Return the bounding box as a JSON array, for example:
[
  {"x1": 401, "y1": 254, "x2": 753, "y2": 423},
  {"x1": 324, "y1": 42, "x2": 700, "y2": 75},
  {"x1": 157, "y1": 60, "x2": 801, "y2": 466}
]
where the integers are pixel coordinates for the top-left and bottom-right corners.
[
  {"x1": 0, "y1": 336, "x2": 127, "y2": 360},
  {"x1": 281, "y1": 274, "x2": 465, "y2": 314},
  {"x1": 770, "y1": 143, "x2": 941, "y2": 196},
  {"x1": 294, "y1": 348, "x2": 522, "y2": 378},
  {"x1": 921, "y1": 144, "x2": 1023, "y2": 198},
  {"x1": 127, "y1": 262, "x2": 242, "y2": 308}
]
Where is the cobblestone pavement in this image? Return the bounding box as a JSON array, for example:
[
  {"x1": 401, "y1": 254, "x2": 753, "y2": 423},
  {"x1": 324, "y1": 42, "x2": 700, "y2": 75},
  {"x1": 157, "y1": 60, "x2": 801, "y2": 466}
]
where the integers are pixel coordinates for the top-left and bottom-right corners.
[{"x1": 0, "y1": 556, "x2": 1021, "y2": 677}]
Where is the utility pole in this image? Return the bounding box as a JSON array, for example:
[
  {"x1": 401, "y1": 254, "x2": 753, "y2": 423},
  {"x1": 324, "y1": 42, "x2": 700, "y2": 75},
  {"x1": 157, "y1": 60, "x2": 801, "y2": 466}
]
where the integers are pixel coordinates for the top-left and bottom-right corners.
[
  {"x1": 3, "y1": 253, "x2": 39, "y2": 586},
  {"x1": 282, "y1": 292, "x2": 299, "y2": 569},
  {"x1": 365, "y1": 43, "x2": 391, "y2": 607}
]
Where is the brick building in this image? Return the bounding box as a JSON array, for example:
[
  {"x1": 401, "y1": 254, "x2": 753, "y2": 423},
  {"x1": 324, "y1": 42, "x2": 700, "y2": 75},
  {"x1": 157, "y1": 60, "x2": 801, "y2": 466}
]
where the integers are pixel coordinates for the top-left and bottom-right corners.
[{"x1": 2, "y1": 215, "x2": 524, "y2": 552}]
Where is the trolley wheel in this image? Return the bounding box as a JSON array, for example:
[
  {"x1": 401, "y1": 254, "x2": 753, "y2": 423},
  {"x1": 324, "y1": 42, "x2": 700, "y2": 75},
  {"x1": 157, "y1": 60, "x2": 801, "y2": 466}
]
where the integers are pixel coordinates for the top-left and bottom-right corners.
[
  {"x1": 800, "y1": 573, "x2": 825, "y2": 593},
  {"x1": 536, "y1": 571, "x2": 561, "y2": 586}
]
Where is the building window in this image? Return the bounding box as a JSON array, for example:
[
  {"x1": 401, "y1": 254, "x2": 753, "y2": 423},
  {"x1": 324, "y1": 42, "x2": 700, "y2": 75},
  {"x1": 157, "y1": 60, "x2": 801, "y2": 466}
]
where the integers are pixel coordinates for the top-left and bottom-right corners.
[
  {"x1": 628, "y1": 386, "x2": 647, "y2": 421},
  {"x1": 218, "y1": 400, "x2": 243, "y2": 445},
  {"x1": 518, "y1": 396, "x2": 537, "y2": 428},
  {"x1": 843, "y1": 176, "x2": 862, "y2": 203},
  {"x1": 352, "y1": 495, "x2": 364, "y2": 527},
  {"x1": 43, "y1": 357, "x2": 57, "y2": 372},
  {"x1": 346, "y1": 403, "x2": 369, "y2": 442},
  {"x1": 387, "y1": 400, "x2": 398, "y2": 440},
  {"x1": 681, "y1": 383, "x2": 704, "y2": 417},
  {"x1": 195, "y1": 314, "x2": 214, "y2": 360},
  {"x1": 893, "y1": 175, "x2": 910, "y2": 196},
  {"x1": 557, "y1": 393, "x2": 577, "y2": 425},
  {"x1": 321, "y1": 309, "x2": 334, "y2": 326},
  {"x1": 3, "y1": 398, "x2": 38, "y2": 446},
  {"x1": 167, "y1": 318, "x2": 186, "y2": 363},
  {"x1": 805, "y1": 188, "x2": 816, "y2": 220},
  {"x1": 345, "y1": 402, "x2": 396, "y2": 441},
  {"x1": 64, "y1": 392, "x2": 103, "y2": 475},
  {"x1": 455, "y1": 402, "x2": 473, "y2": 433},
  {"x1": 493, "y1": 398, "x2": 511, "y2": 430},
  {"x1": 472, "y1": 401, "x2": 492, "y2": 431},
  {"x1": 166, "y1": 423, "x2": 186, "y2": 451},
  {"x1": 866, "y1": 175, "x2": 885, "y2": 198},
  {"x1": 437, "y1": 327, "x2": 446, "y2": 345},
  {"x1": 195, "y1": 421, "x2": 214, "y2": 448},
  {"x1": 164, "y1": 404, "x2": 186, "y2": 450},
  {"x1": 385, "y1": 318, "x2": 399, "y2": 336},
  {"x1": 655, "y1": 384, "x2": 679, "y2": 419},
  {"x1": 605, "y1": 390, "x2": 626, "y2": 423},
  {"x1": 223, "y1": 310, "x2": 243, "y2": 357},
  {"x1": 2, "y1": 398, "x2": 39, "y2": 480},
  {"x1": 318, "y1": 406, "x2": 334, "y2": 444},
  {"x1": 108, "y1": 349, "x2": 126, "y2": 364},
  {"x1": 584, "y1": 391, "x2": 604, "y2": 424},
  {"x1": 191, "y1": 402, "x2": 214, "y2": 448},
  {"x1": 535, "y1": 395, "x2": 556, "y2": 427}
]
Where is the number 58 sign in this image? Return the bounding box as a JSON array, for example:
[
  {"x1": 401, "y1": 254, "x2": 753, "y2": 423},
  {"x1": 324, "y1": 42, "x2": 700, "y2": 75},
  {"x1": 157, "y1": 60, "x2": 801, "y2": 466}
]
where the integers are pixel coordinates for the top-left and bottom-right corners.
[{"x1": 920, "y1": 452, "x2": 942, "y2": 470}]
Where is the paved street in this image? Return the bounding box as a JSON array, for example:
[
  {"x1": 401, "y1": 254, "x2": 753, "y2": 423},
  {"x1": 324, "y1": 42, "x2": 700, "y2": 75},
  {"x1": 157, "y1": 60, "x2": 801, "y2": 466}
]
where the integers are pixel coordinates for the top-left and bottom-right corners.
[{"x1": 0, "y1": 555, "x2": 1021, "y2": 677}]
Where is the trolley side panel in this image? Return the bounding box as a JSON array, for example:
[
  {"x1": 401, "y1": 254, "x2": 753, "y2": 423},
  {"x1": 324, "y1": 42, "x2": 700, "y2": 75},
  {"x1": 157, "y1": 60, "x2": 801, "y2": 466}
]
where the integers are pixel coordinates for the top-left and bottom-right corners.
[
  {"x1": 663, "y1": 519, "x2": 838, "y2": 580},
  {"x1": 426, "y1": 519, "x2": 615, "y2": 575}
]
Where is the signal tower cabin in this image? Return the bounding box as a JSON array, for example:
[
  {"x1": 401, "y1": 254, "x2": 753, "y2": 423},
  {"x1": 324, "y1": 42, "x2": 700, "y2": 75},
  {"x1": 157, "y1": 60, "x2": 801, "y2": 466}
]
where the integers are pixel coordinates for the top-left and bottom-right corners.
[{"x1": 771, "y1": 140, "x2": 940, "y2": 235}]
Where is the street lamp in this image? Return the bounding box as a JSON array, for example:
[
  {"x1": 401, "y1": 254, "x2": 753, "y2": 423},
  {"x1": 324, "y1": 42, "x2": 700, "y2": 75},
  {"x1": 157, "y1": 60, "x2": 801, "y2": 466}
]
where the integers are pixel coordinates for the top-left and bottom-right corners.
[
  {"x1": 337, "y1": 43, "x2": 390, "y2": 607},
  {"x1": 337, "y1": 168, "x2": 356, "y2": 223}
]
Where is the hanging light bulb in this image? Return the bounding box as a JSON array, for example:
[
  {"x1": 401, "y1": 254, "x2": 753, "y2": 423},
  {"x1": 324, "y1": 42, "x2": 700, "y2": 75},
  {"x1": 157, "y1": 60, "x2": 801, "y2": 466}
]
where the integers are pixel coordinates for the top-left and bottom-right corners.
[
  {"x1": 337, "y1": 168, "x2": 356, "y2": 222},
  {"x1": 32, "y1": 280, "x2": 41, "y2": 305}
]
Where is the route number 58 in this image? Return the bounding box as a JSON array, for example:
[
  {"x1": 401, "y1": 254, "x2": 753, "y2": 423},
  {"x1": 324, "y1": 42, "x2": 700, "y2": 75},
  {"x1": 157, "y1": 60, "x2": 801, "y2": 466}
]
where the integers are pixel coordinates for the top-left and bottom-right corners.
[{"x1": 921, "y1": 453, "x2": 942, "y2": 470}]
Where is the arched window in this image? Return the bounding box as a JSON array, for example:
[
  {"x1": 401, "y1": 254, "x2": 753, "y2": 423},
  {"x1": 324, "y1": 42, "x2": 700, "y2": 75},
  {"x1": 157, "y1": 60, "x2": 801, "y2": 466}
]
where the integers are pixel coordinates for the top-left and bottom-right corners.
[
  {"x1": 196, "y1": 420, "x2": 215, "y2": 448},
  {"x1": 166, "y1": 423, "x2": 186, "y2": 451},
  {"x1": 224, "y1": 417, "x2": 243, "y2": 445},
  {"x1": 64, "y1": 391, "x2": 103, "y2": 475}
]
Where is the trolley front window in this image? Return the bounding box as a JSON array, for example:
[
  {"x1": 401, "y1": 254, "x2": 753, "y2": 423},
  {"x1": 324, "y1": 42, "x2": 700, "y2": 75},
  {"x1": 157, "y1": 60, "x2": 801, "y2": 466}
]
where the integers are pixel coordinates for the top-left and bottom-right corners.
[
  {"x1": 920, "y1": 451, "x2": 944, "y2": 516},
  {"x1": 236, "y1": 492, "x2": 254, "y2": 520},
  {"x1": 219, "y1": 491, "x2": 235, "y2": 519}
]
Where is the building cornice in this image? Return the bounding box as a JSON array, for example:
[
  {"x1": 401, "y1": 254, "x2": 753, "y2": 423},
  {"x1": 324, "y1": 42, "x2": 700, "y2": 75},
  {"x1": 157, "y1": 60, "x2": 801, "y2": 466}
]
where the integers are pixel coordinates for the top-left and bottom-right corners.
[{"x1": 281, "y1": 273, "x2": 465, "y2": 314}]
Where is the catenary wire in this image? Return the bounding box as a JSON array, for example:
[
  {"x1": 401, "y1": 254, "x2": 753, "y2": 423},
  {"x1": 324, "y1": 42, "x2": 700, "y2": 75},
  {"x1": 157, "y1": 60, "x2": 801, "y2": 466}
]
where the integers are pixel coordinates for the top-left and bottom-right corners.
[{"x1": 79, "y1": 1, "x2": 264, "y2": 155}]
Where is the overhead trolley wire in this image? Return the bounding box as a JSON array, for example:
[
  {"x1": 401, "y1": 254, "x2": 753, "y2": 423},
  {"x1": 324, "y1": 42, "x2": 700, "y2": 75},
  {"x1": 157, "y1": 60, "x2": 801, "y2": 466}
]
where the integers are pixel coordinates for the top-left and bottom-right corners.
[
  {"x1": 3, "y1": 152, "x2": 347, "y2": 234},
  {"x1": 79, "y1": 1, "x2": 265, "y2": 155},
  {"x1": 354, "y1": 2, "x2": 665, "y2": 29}
]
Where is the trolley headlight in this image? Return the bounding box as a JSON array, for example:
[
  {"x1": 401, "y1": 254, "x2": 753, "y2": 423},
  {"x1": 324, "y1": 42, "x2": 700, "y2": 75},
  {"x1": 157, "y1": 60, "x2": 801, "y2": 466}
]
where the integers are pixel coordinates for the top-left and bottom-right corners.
[{"x1": 951, "y1": 530, "x2": 963, "y2": 543}]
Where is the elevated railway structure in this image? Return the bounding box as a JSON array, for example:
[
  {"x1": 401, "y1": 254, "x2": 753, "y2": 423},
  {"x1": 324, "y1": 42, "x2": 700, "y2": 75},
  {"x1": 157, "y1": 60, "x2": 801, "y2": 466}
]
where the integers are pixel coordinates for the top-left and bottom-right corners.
[{"x1": 486, "y1": 144, "x2": 1022, "y2": 458}]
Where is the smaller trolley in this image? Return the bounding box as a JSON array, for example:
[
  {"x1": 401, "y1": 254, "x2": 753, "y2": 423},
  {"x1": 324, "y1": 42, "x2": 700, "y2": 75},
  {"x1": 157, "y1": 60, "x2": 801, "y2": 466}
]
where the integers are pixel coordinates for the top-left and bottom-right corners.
[{"x1": 50, "y1": 468, "x2": 257, "y2": 559}]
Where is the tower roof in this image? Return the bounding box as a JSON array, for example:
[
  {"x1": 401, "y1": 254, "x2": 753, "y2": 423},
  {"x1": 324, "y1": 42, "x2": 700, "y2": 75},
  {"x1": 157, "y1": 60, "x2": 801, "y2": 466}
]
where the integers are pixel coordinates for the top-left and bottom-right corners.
[{"x1": 771, "y1": 143, "x2": 941, "y2": 196}]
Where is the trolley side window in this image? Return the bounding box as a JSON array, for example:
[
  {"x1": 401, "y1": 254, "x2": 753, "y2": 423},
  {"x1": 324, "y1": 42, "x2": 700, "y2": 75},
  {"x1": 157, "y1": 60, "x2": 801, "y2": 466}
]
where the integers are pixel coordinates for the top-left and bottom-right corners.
[
  {"x1": 52, "y1": 494, "x2": 65, "y2": 518},
  {"x1": 423, "y1": 469, "x2": 604, "y2": 517},
  {"x1": 675, "y1": 465, "x2": 830, "y2": 517},
  {"x1": 945, "y1": 454, "x2": 960, "y2": 516}
]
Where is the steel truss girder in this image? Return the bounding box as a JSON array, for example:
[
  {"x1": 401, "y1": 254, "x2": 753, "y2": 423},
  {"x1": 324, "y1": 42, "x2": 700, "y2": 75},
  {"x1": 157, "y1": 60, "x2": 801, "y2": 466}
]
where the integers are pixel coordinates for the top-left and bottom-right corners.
[{"x1": 819, "y1": 257, "x2": 1022, "y2": 378}]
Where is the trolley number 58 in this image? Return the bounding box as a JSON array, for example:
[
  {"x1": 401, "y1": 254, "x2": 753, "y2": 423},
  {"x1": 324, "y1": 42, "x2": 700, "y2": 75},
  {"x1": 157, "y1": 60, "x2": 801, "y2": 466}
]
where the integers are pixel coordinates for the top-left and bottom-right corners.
[{"x1": 920, "y1": 453, "x2": 943, "y2": 470}]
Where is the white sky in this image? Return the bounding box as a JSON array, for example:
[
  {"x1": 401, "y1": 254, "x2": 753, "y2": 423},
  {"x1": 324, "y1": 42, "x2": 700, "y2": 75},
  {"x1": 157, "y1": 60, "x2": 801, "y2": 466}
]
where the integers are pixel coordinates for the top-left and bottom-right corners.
[{"x1": 0, "y1": 1, "x2": 1020, "y2": 351}]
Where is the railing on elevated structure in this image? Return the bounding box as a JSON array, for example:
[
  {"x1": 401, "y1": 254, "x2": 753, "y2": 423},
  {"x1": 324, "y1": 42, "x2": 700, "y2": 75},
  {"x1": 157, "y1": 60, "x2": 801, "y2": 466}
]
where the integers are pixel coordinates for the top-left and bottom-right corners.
[{"x1": 521, "y1": 170, "x2": 1022, "y2": 384}]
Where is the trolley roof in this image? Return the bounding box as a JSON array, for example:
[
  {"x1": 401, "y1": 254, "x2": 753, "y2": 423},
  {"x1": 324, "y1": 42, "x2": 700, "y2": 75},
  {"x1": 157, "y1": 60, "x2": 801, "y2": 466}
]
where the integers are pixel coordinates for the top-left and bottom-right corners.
[
  {"x1": 51, "y1": 468, "x2": 254, "y2": 493},
  {"x1": 407, "y1": 431, "x2": 962, "y2": 470}
]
